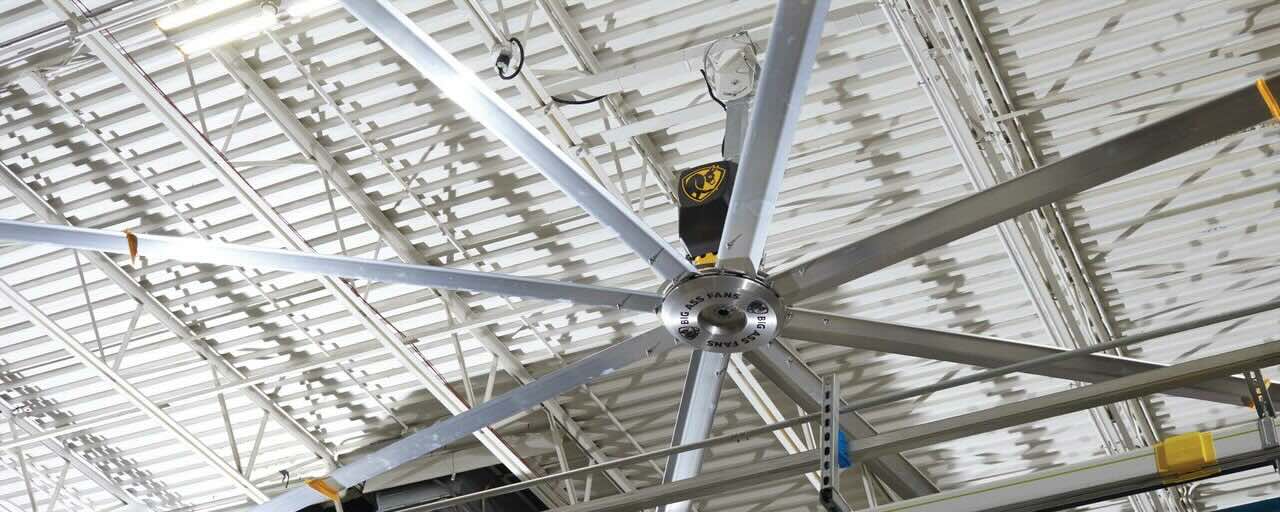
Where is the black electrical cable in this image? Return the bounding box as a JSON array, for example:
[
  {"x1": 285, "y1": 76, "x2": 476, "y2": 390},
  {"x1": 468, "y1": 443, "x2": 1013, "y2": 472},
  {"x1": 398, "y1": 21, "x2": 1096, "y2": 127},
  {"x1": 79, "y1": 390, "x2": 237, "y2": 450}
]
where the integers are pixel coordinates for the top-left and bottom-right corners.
[
  {"x1": 497, "y1": 36, "x2": 524, "y2": 80},
  {"x1": 701, "y1": 68, "x2": 728, "y2": 158},
  {"x1": 496, "y1": 35, "x2": 606, "y2": 106},
  {"x1": 700, "y1": 68, "x2": 726, "y2": 110},
  {"x1": 550, "y1": 93, "x2": 608, "y2": 105}
]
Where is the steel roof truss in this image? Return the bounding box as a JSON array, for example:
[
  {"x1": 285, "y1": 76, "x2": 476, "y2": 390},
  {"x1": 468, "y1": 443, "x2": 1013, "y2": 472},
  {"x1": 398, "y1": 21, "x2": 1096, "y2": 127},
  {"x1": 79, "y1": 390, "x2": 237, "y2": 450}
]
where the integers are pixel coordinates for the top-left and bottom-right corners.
[
  {"x1": 552, "y1": 336, "x2": 1280, "y2": 512},
  {"x1": 211, "y1": 44, "x2": 643, "y2": 497},
  {"x1": 254, "y1": 327, "x2": 680, "y2": 512},
  {"x1": 781, "y1": 307, "x2": 1273, "y2": 406},
  {"x1": 771, "y1": 76, "x2": 1280, "y2": 302},
  {"x1": 337, "y1": 0, "x2": 694, "y2": 282}
]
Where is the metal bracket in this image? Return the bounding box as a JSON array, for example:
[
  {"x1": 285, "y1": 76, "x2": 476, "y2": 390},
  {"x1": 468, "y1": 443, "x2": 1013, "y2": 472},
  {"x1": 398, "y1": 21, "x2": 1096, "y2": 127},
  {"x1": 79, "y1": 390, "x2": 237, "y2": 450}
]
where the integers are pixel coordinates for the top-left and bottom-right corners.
[
  {"x1": 722, "y1": 97, "x2": 753, "y2": 163},
  {"x1": 819, "y1": 375, "x2": 852, "y2": 512},
  {"x1": 704, "y1": 31, "x2": 759, "y2": 164},
  {"x1": 1243, "y1": 369, "x2": 1279, "y2": 474}
]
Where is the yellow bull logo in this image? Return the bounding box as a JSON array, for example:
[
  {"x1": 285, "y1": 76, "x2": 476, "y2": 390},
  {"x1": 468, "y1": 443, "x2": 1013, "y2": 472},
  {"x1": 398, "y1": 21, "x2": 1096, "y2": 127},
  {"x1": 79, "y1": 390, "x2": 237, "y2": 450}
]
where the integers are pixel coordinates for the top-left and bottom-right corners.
[{"x1": 681, "y1": 165, "x2": 727, "y2": 203}]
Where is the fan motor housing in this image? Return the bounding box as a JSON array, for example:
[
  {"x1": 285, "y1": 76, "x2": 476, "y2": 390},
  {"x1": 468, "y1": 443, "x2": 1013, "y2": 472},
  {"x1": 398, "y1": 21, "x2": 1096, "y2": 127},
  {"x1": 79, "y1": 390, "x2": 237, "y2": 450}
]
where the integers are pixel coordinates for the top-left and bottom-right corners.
[
  {"x1": 659, "y1": 271, "x2": 784, "y2": 353},
  {"x1": 676, "y1": 160, "x2": 737, "y2": 267}
]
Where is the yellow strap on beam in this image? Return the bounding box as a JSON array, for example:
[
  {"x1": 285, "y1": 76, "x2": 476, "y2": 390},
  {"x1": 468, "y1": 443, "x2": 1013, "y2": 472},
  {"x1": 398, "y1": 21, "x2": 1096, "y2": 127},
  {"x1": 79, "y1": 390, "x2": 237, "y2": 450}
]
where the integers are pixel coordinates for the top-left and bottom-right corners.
[
  {"x1": 306, "y1": 478, "x2": 342, "y2": 502},
  {"x1": 1154, "y1": 431, "x2": 1218, "y2": 484},
  {"x1": 1257, "y1": 79, "x2": 1280, "y2": 121}
]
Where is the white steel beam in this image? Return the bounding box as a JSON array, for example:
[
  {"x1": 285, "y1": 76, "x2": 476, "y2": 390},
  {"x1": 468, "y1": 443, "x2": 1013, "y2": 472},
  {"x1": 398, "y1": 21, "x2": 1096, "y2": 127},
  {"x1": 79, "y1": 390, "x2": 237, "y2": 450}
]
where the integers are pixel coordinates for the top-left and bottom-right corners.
[
  {"x1": 0, "y1": 397, "x2": 150, "y2": 510},
  {"x1": 744, "y1": 342, "x2": 938, "y2": 499},
  {"x1": 0, "y1": 159, "x2": 339, "y2": 471},
  {"x1": 877, "y1": 0, "x2": 1096, "y2": 356},
  {"x1": 525, "y1": 2, "x2": 827, "y2": 495},
  {"x1": 783, "y1": 308, "x2": 1262, "y2": 406},
  {"x1": 530, "y1": 0, "x2": 678, "y2": 200},
  {"x1": 0, "y1": 445, "x2": 95, "y2": 512},
  {"x1": 542, "y1": 3, "x2": 886, "y2": 99},
  {"x1": 0, "y1": 279, "x2": 268, "y2": 503},
  {"x1": 448, "y1": 0, "x2": 639, "y2": 202},
  {"x1": 210, "y1": 46, "x2": 641, "y2": 496},
  {"x1": 717, "y1": 0, "x2": 829, "y2": 274},
  {"x1": 338, "y1": 0, "x2": 694, "y2": 280},
  {"x1": 724, "y1": 355, "x2": 821, "y2": 490},
  {"x1": 865, "y1": 6, "x2": 1175, "y2": 508},
  {"x1": 0, "y1": 300, "x2": 588, "y2": 454},
  {"x1": 917, "y1": 5, "x2": 1179, "y2": 505},
  {"x1": 254, "y1": 327, "x2": 680, "y2": 512},
  {"x1": 771, "y1": 76, "x2": 1280, "y2": 303},
  {"x1": 859, "y1": 418, "x2": 1280, "y2": 512},
  {"x1": 550, "y1": 337, "x2": 1280, "y2": 512},
  {"x1": 21, "y1": 65, "x2": 407, "y2": 430},
  {"x1": 70, "y1": 24, "x2": 572, "y2": 510}
]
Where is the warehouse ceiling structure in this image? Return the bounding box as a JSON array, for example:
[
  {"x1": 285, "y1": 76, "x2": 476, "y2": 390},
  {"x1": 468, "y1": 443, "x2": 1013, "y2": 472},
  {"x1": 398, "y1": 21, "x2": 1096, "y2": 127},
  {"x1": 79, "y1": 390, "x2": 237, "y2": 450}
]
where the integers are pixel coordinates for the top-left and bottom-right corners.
[{"x1": 0, "y1": 0, "x2": 1278, "y2": 511}]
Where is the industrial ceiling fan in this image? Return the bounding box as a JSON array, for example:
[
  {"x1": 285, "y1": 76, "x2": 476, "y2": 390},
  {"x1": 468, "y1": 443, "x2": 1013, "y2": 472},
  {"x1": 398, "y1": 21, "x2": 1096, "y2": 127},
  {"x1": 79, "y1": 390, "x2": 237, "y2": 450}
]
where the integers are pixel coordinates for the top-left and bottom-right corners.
[{"x1": 2, "y1": 0, "x2": 1278, "y2": 511}]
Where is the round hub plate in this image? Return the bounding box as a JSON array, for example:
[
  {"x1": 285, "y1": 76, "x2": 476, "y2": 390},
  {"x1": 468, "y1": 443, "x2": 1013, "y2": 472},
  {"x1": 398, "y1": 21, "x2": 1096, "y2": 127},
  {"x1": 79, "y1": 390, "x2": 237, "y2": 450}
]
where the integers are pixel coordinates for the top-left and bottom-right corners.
[{"x1": 659, "y1": 272, "x2": 784, "y2": 353}]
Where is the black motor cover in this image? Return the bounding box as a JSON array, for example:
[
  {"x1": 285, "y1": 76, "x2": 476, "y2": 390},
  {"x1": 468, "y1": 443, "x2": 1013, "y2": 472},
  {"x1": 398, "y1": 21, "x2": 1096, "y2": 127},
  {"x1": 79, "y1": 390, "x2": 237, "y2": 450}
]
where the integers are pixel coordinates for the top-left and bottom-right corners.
[{"x1": 677, "y1": 160, "x2": 736, "y2": 264}]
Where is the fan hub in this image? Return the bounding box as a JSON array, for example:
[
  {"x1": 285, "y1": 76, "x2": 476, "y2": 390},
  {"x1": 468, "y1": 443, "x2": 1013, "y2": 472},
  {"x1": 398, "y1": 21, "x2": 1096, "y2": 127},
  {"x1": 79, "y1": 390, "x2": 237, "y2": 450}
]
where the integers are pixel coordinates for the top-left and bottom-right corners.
[{"x1": 659, "y1": 271, "x2": 784, "y2": 353}]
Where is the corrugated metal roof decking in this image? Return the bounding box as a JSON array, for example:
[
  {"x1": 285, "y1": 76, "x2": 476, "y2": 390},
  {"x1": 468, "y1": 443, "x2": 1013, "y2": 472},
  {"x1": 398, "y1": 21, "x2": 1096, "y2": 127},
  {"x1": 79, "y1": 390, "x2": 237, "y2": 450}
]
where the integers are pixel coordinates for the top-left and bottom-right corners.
[{"x1": 0, "y1": 0, "x2": 1273, "y2": 510}]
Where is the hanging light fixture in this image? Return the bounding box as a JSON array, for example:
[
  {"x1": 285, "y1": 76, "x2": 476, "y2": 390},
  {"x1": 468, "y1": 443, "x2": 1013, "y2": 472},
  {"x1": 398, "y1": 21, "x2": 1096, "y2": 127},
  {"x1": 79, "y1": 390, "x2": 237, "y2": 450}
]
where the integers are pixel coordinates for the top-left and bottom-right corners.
[{"x1": 156, "y1": 0, "x2": 334, "y2": 54}]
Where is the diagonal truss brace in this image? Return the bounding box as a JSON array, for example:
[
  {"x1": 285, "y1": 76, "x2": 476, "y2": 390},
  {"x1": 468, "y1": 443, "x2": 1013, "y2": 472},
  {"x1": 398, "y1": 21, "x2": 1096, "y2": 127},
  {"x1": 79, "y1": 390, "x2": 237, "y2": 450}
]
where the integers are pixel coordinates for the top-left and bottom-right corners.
[
  {"x1": 745, "y1": 341, "x2": 938, "y2": 499},
  {"x1": 0, "y1": 279, "x2": 268, "y2": 502},
  {"x1": 783, "y1": 308, "x2": 1270, "y2": 406},
  {"x1": 338, "y1": 0, "x2": 694, "y2": 281},
  {"x1": 210, "y1": 45, "x2": 643, "y2": 496},
  {"x1": 0, "y1": 397, "x2": 150, "y2": 510},
  {"x1": 0, "y1": 162, "x2": 338, "y2": 470},
  {"x1": 68, "y1": 19, "x2": 574, "y2": 509},
  {"x1": 552, "y1": 337, "x2": 1280, "y2": 512},
  {"x1": 253, "y1": 327, "x2": 680, "y2": 512}
]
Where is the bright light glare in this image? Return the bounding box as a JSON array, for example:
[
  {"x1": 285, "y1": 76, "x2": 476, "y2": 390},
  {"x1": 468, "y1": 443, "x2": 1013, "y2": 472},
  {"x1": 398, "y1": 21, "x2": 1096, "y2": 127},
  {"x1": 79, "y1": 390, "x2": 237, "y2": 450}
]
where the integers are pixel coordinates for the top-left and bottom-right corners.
[
  {"x1": 176, "y1": 13, "x2": 277, "y2": 54},
  {"x1": 285, "y1": 0, "x2": 336, "y2": 19},
  {"x1": 156, "y1": 0, "x2": 254, "y2": 30}
]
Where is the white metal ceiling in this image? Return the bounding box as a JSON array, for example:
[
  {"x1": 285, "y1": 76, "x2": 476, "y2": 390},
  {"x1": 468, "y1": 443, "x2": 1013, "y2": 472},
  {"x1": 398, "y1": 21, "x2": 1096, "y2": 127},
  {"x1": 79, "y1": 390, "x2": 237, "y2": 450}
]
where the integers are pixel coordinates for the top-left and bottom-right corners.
[{"x1": 0, "y1": 0, "x2": 1275, "y2": 511}]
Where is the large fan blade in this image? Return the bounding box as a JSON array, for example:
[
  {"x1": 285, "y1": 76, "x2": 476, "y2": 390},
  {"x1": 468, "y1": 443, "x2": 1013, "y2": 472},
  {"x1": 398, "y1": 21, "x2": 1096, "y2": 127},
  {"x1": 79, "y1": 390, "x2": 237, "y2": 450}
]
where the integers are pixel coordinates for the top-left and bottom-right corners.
[
  {"x1": 783, "y1": 308, "x2": 1261, "y2": 405},
  {"x1": 0, "y1": 219, "x2": 662, "y2": 311},
  {"x1": 716, "y1": 0, "x2": 829, "y2": 274},
  {"x1": 659, "y1": 350, "x2": 730, "y2": 512},
  {"x1": 337, "y1": 0, "x2": 694, "y2": 281},
  {"x1": 771, "y1": 77, "x2": 1280, "y2": 301},
  {"x1": 252, "y1": 327, "x2": 678, "y2": 511}
]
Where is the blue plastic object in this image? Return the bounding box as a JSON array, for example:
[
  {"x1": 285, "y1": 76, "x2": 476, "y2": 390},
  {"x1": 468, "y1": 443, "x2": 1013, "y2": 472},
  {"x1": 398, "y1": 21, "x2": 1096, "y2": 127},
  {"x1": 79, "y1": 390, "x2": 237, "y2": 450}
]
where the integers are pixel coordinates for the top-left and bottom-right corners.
[
  {"x1": 837, "y1": 431, "x2": 852, "y2": 468},
  {"x1": 1218, "y1": 496, "x2": 1280, "y2": 511}
]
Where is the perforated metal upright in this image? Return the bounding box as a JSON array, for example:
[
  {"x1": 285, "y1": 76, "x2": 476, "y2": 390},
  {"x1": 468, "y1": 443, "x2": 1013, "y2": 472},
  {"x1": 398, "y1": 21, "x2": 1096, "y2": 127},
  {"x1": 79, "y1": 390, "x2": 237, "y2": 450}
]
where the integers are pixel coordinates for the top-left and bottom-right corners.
[{"x1": 820, "y1": 376, "x2": 852, "y2": 512}]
